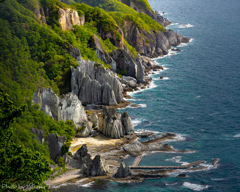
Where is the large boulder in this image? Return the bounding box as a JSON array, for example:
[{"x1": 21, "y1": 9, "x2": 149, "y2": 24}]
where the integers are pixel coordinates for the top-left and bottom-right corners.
[
  {"x1": 69, "y1": 144, "x2": 91, "y2": 168},
  {"x1": 114, "y1": 162, "x2": 132, "y2": 178},
  {"x1": 121, "y1": 112, "x2": 134, "y2": 135},
  {"x1": 81, "y1": 155, "x2": 109, "y2": 176}
]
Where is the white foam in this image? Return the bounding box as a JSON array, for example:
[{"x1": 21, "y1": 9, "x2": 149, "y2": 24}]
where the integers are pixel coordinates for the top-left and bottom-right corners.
[
  {"x1": 135, "y1": 129, "x2": 160, "y2": 134},
  {"x1": 160, "y1": 77, "x2": 169, "y2": 80},
  {"x1": 149, "y1": 81, "x2": 157, "y2": 89},
  {"x1": 179, "y1": 23, "x2": 194, "y2": 28},
  {"x1": 211, "y1": 178, "x2": 224, "y2": 181},
  {"x1": 183, "y1": 182, "x2": 209, "y2": 191},
  {"x1": 165, "y1": 182, "x2": 178, "y2": 186},
  {"x1": 177, "y1": 38, "x2": 193, "y2": 47},
  {"x1": 166, "y1": 156, "x2": 189, "y2": 166},
  {"x1": 81, "y1": 181, "x2": 94, "y2": 187},
  {"x1": 132, "y1": 119, "x2": 142, "y2": 127},
  {"x1": 233, "y1": 133, "x2": 240, "y2": 137},
  {"x1": 52, "y1": 183, "x2": 69, "y2": 189},
  {"x1": 130, "y1": 104, "x2": 147, "y2": 108}
]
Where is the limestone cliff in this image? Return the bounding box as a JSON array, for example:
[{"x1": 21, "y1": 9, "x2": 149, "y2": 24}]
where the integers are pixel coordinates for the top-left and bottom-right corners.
[
  {"x1": 58, "y1": 8, "x2": 85, "y2": 30},
  {"x1": 121, "y1": 20, "x2": 190, "y2": 57},
  {"x1": 98, "y1": 107, "x2": 134, "y2": 139},
  {"x1": 32, "y1": 88, "x2": 91, "y2": 136},
  {"x1": 71, "y1": 59, "x2": 124, "y2": 106}
]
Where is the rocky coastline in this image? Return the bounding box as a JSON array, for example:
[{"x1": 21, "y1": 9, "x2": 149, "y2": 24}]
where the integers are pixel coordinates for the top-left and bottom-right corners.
[{"x1": 30, "y1": 3, "x2": 215, "y2": 189}]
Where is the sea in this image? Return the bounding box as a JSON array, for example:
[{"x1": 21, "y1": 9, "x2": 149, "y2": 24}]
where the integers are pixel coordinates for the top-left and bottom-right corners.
[{"x1": 51, "y1": 0, "x2": 240, "y2": 191}]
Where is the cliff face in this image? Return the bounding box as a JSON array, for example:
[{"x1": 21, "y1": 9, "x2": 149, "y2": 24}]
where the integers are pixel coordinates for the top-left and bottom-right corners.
[
  {"x1": 58, "y1": 8, "x2": 85, "y2": 30},
  {"x1": 98, "y1": 107, "x2": 134, "y2": 139},
  {"x1": 32, "y1": 88, "x2": 91, "y2": 135},
  {"x1": 71, "y1": 59, "x2": 124, "y2": 106},
  {"x1": 121, "y1": 20, "x2": 190, "y2": 57}
]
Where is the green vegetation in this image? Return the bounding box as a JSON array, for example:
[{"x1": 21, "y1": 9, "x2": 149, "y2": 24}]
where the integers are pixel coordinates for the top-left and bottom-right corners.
[
  {"x1": 0, "y1": 88, "x2": 50, "y2": 191},
  {"x1": 131, "y1": 0, "x2": 154, "y2": 13},
  {"x1": 0, "y1": 0, "x2": 167, "y2": 189}
]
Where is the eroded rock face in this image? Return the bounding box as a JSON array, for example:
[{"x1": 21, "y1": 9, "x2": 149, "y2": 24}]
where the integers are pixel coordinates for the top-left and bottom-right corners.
[
  {"x1": 98, "y1": 107, "x2": 134, "y2": 139},
  {"x1": 121, "y1": 112, "x2": 134, "y2": 135},
  {"x1": 32, "y1": 88, "x2": 91, "y2": 136},
  {"x1": 71, "y1": 59, "x2": 123, "y2": 106},
  {"x1": 34, "y1": 3, "x2": 47, "y2": 24},
  {"x1": 111, "y1": 49, "x2": 145, "y2": 83},
  {"x1": 114, "y1": 162, "x2": 132, "y2": 178},
  {"x1": 69, "y1": 144, "x2": 91, "y2": 168},
  {"x1": 47, "y1": 133, "x2": 65, "y2": 162},
  {"x1": 69, "y1": 145, "x2": 109, "y2": 176},
  {"x1": 121, "y1": 20, "x2": 190, "y2": 58},
  {"x1": 58, "y1": 8, "x2": 85, "y2": 30},
  {"x1": 81, "y1": 155, "x2": 109, "y2": 176},
  {"x1": 90, "y1": 35, "x2": 117, "y2": 71}
]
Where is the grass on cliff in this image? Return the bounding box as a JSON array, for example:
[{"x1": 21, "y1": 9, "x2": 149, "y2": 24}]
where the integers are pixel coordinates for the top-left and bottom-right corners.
[{"x1": 74, "y1": 0, "x2": 165, "y2": 33}]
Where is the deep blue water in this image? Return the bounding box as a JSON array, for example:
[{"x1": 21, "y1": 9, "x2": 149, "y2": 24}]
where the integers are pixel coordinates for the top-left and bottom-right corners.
[{"x1": 52, "y1": 0, "x2": 240, "y2": 191}]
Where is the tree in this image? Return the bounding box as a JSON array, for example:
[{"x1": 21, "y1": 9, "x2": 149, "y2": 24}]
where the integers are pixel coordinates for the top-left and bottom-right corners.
[{"x1": 0, "y1": 87, "x2": 51, "y2": 191}]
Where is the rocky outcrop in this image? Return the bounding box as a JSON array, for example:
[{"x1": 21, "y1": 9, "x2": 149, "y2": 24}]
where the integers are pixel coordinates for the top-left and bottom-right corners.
[
  {"x1": 47, "y1": 133, "x2": 65, "y2": 162},
  {"x1": 98, "y1": 107, "x2": 134, "y2": 139},
  {"x1": 120, "y1": 20, "x2": 190, "y2": 58},
  {"x1": 69, "y1": 144, "x2": 91, "y2": 168},
  {"x1": 33, "y1": 3, "x2": 47, "y2": 24},
  {"x1": 71, "y1": 59, "x2": 124, "y2": 106},
  {"x1": 58, "y1": 8, "x2": 85, "y2": 30},
  {"x1": 121, "y1": 112, "x2": 134, "y2": 135},
  {"x1": 111, "y1": 49, "x2": 145, "y2": 83},
  {"x1": 90, "y1": 35, "x2": 117, "y2": 71},
  {"x1": 123, "y1": 140, "x2": 175, "y2": 156},
  {"x1": 32, "y1": 88, "x2": 91, "y2": 136},
  {"x1": 31, "y1": 127, "x2": 45, "y2": 144},
  {"x1": 69, "y1": 145, "x2": 109, "y2": 176},
  {"x1": 81, "y1": 155, "x2": 109, "y2": 176},
  {"x1": 114, "y1": 162, "x2": 132, "y2": 178}
]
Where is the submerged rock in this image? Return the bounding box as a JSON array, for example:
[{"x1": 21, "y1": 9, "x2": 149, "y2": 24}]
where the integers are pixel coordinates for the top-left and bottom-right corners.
[{"x1": 114, "y1": 162, "x2": 132, "y2": 178}]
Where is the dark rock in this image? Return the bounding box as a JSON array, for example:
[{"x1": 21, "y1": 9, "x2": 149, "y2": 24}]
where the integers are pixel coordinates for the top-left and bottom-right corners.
[
  {"x1": 114, "y1": 162, "x2": 132, "y2": 178},
  {"x1": 143, "y1": 132, "x2": 176, "y2": 144},
  {"x1": 47, "y1": 133, "x2": 65, "y2": 162},
  {"x1": 121, "y1": 112, "x2": 134, "y2": 135},
  {"x1": 31, "y1": 127, "x2": 45, "y2": 144},
  {"x1": 136, "y1": 131, "x2": 155, "y2": 138},
  {"x1": 177, "y1": 174, "x2": 187, "y2": 178},
  {"x1": 160, "y1": 76, "x2": 164, "y2": 79},
  {"x1": 69, "y1": 144, "x2": 91, "y2": 168}
]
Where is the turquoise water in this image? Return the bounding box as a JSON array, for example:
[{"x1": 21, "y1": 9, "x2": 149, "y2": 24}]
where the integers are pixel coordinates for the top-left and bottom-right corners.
[{"x1": 52, "y1": 0, "x2": 240, "y2": 191}]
